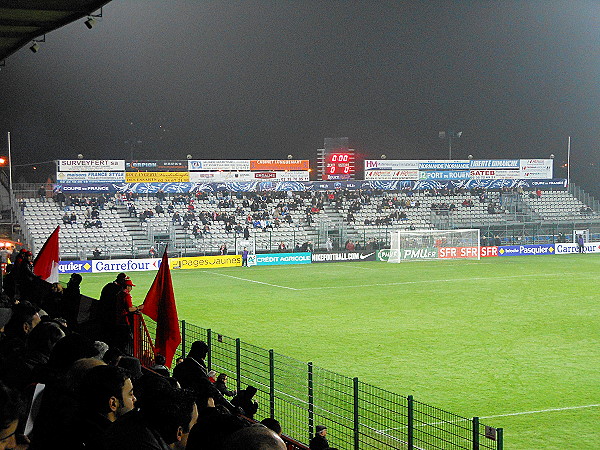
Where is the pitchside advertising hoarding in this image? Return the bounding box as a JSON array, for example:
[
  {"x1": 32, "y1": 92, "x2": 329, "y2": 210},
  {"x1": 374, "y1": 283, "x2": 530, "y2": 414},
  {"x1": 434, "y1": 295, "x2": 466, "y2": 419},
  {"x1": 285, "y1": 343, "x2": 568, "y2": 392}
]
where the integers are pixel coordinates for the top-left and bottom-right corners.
[
  {"x1": 554, "y1": 242, "x2": 600, "y2": 254},
  {"x1": 59, "y1": 258, "x2": 161, "y2": 274},
  {"x1": 376, "y1": 247, "x2": 499, "y2": 261},
  {"x1": 311, "y1": 252, "x2": 377, "y2": 263},
  {"x1": 497, "y1": 244, "x2": 555, "y2": 256},
  {"x1": 171, "y1": 255, "x2": 242, "y2": 269},
  {"x1": 248, "y1": 252, "x2": 311, "y2": 266},
  {"x1": 188, "y1": 160, "x2": 251, "y2": 171}
]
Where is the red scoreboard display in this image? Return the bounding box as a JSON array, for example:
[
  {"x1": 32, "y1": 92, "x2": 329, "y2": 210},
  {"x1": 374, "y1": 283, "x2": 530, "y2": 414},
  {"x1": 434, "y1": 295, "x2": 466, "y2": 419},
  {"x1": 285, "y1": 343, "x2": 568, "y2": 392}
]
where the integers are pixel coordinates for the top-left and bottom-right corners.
[{"x1": 318, "y1": 148, "x2": 355, "y2": 180}]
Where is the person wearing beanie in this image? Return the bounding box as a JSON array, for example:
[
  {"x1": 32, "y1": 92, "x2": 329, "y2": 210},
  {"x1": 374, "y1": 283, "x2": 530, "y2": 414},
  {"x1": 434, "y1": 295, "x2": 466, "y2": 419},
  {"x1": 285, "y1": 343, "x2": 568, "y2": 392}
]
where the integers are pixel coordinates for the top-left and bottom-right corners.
[{"x1": 309, "y1": 425, "x2": 329, "y2": 450}]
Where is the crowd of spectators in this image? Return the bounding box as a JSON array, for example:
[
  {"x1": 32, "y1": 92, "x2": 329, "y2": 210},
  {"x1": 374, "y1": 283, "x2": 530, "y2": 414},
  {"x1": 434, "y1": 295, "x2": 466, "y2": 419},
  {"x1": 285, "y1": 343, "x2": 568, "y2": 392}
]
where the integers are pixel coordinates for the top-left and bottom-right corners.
[{"x1": 0, "y1": 261, "x2": 336, "y2": 449}]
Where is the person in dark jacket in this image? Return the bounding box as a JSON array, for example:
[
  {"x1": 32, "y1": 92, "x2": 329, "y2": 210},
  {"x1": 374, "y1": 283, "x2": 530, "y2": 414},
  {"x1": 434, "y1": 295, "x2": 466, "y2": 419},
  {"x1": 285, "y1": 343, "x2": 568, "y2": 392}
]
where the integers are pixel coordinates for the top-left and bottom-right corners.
[
  {"x1": 309, "y1": 425, "x2": 330, "y2": 450},
  {"x1": 215, "y1": 373, "x2": 236, "y2": 397},
  {"x1": 231, "y1": 385, "x2": 259, "y2": 419}
]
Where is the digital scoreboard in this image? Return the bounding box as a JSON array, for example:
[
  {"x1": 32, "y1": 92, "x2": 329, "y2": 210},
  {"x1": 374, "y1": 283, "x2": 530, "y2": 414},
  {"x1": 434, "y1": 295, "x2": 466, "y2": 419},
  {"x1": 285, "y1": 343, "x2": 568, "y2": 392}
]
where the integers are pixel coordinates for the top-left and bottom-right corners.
[{"x1": 317, "y1": 145, "x2": 355, "y2": 180}]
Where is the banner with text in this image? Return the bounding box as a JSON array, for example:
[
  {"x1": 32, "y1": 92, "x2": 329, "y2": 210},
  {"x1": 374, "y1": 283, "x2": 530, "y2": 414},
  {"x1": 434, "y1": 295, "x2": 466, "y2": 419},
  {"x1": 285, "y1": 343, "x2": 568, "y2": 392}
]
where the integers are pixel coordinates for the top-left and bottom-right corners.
[
  {"x1": 170, "y1": 255, "x2": 242, "y2": 269},
  {"x1": 126, "y1": 160, "x2": 188, "y2": 172},
  {"x1": 125, "y1": 172, "x2": 190, "y2": 183},
  {"x1": 58, "y1": 160, "x2": 125, "y2": 172},
  {"x1": 250, "y1": 160, "x2": 310, "y2": 171},
  {"x1": 311, "y1": 252, "x2": 377, "y2": 263},
  {"x1": 250, "y1": 252, "x2": 311, "y2": 266},
  {"x1": 56, "y1": 172, "x2": 126, "y2": 183}
]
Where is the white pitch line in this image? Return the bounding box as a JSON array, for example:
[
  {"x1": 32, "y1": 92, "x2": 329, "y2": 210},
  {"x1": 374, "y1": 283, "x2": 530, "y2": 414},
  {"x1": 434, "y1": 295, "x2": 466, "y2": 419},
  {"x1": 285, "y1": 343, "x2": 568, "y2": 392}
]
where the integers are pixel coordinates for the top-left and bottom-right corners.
[
  {"x1": 208, "y1": 271, "x2": 299, "y2": 290},
  {"x1": 377, "y1": 404, "x2": 600, "y2": 433},
  {"x1": 480, "y1": 404, "x2": 600, "y2": 419},
  {"x1": 298, "y1": 272, "x2": 581, "y2": 290}
]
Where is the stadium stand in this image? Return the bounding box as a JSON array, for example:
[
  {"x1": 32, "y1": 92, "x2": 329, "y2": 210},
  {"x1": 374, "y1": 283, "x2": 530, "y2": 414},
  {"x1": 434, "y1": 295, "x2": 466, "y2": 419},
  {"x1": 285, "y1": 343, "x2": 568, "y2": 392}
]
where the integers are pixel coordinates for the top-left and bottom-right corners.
[{"x1": 15, "y1": 187, "x2": 599, "y2": 258}]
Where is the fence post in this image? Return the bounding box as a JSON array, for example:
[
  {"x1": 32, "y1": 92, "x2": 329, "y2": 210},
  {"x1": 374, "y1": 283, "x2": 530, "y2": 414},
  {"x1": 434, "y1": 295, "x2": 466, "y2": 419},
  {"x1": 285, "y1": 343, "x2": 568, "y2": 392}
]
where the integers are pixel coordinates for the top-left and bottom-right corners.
[
  {"x1": 353, "y1": 377, "x2": 360, "y2": 450},
  {"x1": 269, "y1": 349, "x2": 275, "y2": 419},
  {"x1": 308, "y1": 362, "x2": 314, "y2": 438},
  {"x1": 472, "y1": 416, "x2": 479, "y2": 450},
  {"x1": 407, "y1": 395, "x2": 414, "y2": 450},
  {"x1": 207, "y1": 329, "x2": 212, "y2": 370},
  {"x1": 497, "y1": 428, "x2": 503, "y2": 450},
  {"x1": 236, "y1": 338, "x2": 241, "y2": 393},
  {"x1": 181, "y1": 320, "x2": 186, "y2": 357}
]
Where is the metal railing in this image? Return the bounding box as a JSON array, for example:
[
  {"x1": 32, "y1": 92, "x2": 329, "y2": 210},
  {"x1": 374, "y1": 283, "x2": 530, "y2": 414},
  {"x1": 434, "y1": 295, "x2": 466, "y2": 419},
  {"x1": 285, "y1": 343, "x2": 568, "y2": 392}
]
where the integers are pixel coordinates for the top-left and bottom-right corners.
[{"x1": 137, "y1": 318, "x2": 503, "y2": 450}]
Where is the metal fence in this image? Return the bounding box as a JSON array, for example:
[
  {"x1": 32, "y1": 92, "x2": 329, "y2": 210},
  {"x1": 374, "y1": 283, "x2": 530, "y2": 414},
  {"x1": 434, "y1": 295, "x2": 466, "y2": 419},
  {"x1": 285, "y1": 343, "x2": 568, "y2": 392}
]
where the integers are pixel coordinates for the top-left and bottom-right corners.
[{"x1": 140, "y1": 318, "x2": 503, "y2": 450}]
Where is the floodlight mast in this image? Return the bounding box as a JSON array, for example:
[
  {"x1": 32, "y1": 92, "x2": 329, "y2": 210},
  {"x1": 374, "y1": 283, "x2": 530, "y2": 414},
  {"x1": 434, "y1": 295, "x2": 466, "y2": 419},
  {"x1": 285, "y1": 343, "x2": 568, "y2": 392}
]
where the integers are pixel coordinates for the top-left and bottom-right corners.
[{"x1": 439, "y1": 130, "x2": 462, "y2": 159}]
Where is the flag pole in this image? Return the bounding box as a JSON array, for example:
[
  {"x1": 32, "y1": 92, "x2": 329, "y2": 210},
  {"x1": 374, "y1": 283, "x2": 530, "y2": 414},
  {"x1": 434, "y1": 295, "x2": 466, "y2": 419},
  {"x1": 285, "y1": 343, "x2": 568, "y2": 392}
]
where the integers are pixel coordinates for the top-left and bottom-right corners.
[{"x1": 567, "y1": 135, "x2": 571, "y2": 188}]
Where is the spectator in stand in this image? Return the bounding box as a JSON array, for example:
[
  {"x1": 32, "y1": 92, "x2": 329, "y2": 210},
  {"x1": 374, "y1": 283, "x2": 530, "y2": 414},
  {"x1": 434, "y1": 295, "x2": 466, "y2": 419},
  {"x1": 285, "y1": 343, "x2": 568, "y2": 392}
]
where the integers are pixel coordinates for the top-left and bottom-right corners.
[
  {"x1": 222, "y1": 425, "x2": 286, "y2": 450},
  {"x1": 71, "y1": 365, "x2": 136, "y2": 449},
  {"x1": 260, "y1": 418, "x2": 282, "y2": 436},
  {"x1": 37, "y1": 185, "x2": 46, "y2": 202},
  {"x1": 0, "y1": 381, "x2": 26, "y2": 450},
  {"x1": 151, "y1": 354, "x2": 171, "y2": 377},
  {"x1": 215, "y1": 373, "x2": 236, "y2": 398},
  {"x1": 309, "y1": 425, "x2": 330, "y2": 450},
  {"x1": 231, "y1": 385, "x2": 259, "y2": 419},
  {"x1": 113, "y1": 278, "x2": 143, "y2": 353}
]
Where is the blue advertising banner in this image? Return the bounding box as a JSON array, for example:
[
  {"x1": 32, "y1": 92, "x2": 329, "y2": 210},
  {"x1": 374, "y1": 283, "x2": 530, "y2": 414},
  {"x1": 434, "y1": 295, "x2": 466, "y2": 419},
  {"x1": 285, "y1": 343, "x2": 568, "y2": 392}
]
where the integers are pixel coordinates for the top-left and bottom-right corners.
[
  {"x1": 470, "y1": 159, "x2": 520, "y2": 169},
  {"x1": 58, "y1": 260, "x2": 93, "y2": 274},
  {"x1": 250, "y1": 252, "x2": 312, "y2": 266},
  {"x1": 497, "y1": 244, "x2": 555, "y2": 256},
  {"x1": 419, "y1": 171, "x2": 471, "y2": 180},
  {"x1": 54, "y1": 178, "x2": 568, "y2": 193}
]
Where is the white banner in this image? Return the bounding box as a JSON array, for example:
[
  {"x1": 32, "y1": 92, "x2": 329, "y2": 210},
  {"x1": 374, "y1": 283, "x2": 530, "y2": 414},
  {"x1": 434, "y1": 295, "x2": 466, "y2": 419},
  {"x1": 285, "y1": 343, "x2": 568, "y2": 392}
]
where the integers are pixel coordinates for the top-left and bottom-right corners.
[
  {"x1": 91, "y1": 258, "x2": 162, "y2": 273},
  {"x1": 364, "y1": 160, "x2": 419, "y2": 170},
  {"x1": 58, "y1": 160, "x2": 125, "y2": 172},
  {"x1": 469, "y1": 169, "x2": 520, "y2": 179},
  {"x1": 188, "y1": 160, "x2": 251, "y2": 171},
  {"x1": 56, "y1": 171, "x2": 126, "y2": 183},
  {"x1": 364, "y1": 169, "x2": 419, "y2": 180},
  {"x1": 519, "y1": 159, "x2": 553, "y2": 179},
  {"x1": 190, "y1": 171, "x2": 309, "y2": 182},
  {"x1": 554, "y1": 242, "x2": 600, "y2": 254}
]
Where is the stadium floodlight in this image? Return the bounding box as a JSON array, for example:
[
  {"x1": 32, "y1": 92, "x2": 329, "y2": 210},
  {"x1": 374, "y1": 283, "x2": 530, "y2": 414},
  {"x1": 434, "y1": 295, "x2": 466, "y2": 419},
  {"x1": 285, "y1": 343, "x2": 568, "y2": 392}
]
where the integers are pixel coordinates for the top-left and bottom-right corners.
[
  {"x1": 84, "y1": 17, "x2": 96, "y2": 29},
  {"x1": 29, "y1": 42, "x2": 40, "y2": 53},
  {"x1": 388, "y1": 229, "x2": 480, "y2": 262},
  {"x1": 439, "y1": 130, "x2": 462, "y2": 160}
]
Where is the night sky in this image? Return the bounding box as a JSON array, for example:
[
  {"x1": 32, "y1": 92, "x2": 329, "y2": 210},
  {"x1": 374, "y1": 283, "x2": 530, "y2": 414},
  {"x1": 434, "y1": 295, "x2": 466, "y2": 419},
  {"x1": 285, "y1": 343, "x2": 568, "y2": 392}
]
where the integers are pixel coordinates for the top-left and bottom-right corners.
[{"x1": 1, "y1": 1, "x2": 599, "y2": 193}]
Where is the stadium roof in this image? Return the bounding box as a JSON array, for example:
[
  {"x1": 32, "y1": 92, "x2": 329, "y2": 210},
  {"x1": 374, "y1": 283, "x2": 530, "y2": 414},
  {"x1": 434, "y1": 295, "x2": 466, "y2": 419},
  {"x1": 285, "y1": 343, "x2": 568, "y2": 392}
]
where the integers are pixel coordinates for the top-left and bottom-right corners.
[{"x1": 0, "y1": 0, "x2": 112, "y2": 62}]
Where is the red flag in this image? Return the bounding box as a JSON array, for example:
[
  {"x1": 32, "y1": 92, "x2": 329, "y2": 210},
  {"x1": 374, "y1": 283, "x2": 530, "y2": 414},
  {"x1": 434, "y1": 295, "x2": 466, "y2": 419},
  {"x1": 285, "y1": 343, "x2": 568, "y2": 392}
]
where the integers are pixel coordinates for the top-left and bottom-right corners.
[
  {"x1": 33, "y1": 226, "x2": 60, "y2": 283},
  {"x1": 142, "y1": 248, "x2": 180, "y2": 367}
]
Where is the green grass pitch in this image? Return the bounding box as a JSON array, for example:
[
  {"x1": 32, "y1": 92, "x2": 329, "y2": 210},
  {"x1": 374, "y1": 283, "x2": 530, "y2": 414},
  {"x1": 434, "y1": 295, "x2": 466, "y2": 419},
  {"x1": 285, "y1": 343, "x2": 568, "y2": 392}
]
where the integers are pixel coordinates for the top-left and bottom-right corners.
[{"x1": 67, "y1": 255, "x2": 600, "y2": 449}]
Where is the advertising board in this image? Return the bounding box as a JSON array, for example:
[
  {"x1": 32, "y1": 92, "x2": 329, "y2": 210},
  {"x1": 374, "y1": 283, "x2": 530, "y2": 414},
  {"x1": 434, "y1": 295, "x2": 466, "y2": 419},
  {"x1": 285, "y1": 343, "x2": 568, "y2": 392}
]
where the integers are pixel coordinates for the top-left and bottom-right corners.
[
  {"x1": 497, "y1": 244, "x2": 555, "y2": 256},
  {"x1": 251, "y1": 252, "x2": 311, "y2": 266},
  {"x1": 554, "y1": 242, "x2": 600, "y2": 254},
  {"x1": 189, "y1": 171, "x2": 309, "y2": 183},
  {"x1": 91, "y1": 258, "x2": 162, "y2": 273},
  {"x1": 419, "y1": 171, "x2": 471, "y2": 180},
  {"x1": 126, "y1": 160, "x2": 188, "y2": 171},
  {"x1": 437, "y1": 247, "x2": 480, "y2": 259},
  {"x1": 418, "y1": 161, "x2": 471, "y2": 170},
  {"x1": 170, "y1": 255, "x2": 242, "y2": 269},
  {"x1": 311, "y1": 252, "x2": 376, "y2": 263},
  {"x1": 469, "y1": 169, "x2": 519, "y2": 179},
  {"x1": 364, "y1": 160, "x2": 419, "y2": 170},
  {"x1": 519, "y1": 159, "x2": 553, "y2": 179},
  {"x1": 470, "y1": 159, "x2": 520, "y2": 169},
  {"x1": 188, "y1": 160, "x2": 251, "y2": 171},
  {"x1": 58, "y1": 260, "x2": 93, "y2": 274},
  {"x1": 364, "y1": 170, "x2": 419, "y2": 180},
  {"x1": 58, "y1": 160, "x2": 125, "y2": 172},
  {"x1": 250, "y1": 160, "x2": 310, "y2": 171},
  {"x1": 56, "y1": 172, "x2": 126, "y2": 183},
  {"x1": 125, "y1": 172, "x2": 190, "y2": 183}
]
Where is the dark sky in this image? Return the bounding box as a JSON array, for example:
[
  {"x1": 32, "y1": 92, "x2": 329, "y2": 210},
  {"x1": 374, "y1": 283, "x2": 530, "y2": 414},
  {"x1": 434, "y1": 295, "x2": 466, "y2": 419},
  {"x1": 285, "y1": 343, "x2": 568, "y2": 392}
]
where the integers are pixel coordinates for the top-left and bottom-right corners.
[{"x1": 1, "y1": 1, "x2": 599, "y2": 191}]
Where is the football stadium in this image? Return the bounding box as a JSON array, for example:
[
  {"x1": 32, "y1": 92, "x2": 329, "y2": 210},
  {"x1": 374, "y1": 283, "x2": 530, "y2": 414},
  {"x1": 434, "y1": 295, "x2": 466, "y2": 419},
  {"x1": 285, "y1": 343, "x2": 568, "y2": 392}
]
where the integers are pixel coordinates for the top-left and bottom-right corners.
[{"x1": 1, "y1": 2, "x2": 599, "y2": 450}]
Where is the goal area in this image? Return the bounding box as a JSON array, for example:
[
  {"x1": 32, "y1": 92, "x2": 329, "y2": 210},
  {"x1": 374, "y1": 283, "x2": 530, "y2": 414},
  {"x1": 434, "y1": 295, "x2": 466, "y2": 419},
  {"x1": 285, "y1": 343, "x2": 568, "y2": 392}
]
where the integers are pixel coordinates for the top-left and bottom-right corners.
[{"x1": 388, "y1": 229, "x2": 480, "y2": 262}]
